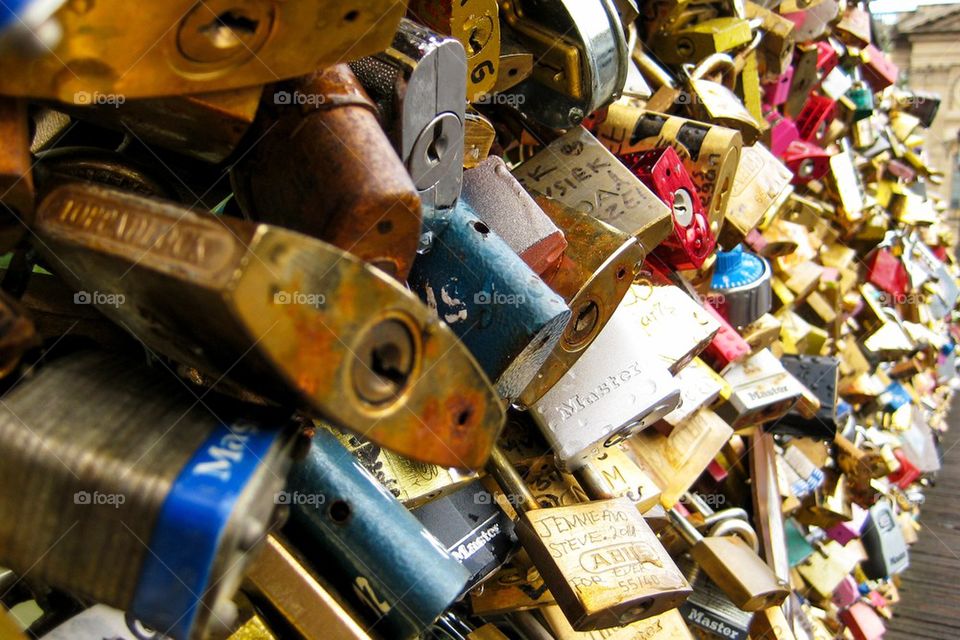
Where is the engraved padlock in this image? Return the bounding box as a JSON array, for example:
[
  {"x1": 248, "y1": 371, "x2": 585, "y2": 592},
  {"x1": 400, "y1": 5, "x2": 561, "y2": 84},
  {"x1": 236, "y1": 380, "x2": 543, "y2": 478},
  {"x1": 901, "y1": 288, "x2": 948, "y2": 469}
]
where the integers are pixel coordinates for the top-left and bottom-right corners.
[{"x1": 486, "y1": 447, "x2": 692, "y2": 630}]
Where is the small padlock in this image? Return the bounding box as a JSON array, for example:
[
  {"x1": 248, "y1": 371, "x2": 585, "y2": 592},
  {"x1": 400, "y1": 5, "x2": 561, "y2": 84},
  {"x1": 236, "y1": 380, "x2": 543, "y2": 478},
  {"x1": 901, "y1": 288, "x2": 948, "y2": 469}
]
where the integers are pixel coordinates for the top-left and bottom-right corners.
[
  {"x1": 859, "y1": 500, "x2": 909, "y2": 581},
  {"x1": 708, "y1": 246, "x2": 773, "y2": 331},
  {"x1": 408, "y1": 200, "x2": 571, "y2": 401},
  {"x1": 669, "y1": 508, "x2": 789, "y2": 611},
  {"x1": 684, "y1": 53, "x2": 764, "y2": 145},
  {"x1": 230, "y1": 64, "x2": 422, "y2": 280},
  {"x1": 625, "y1": 146, "x2": 716, "y2": 269},
  {"x1": 771, "y1": 355, "x2": 840, "y2": 439},
  {"x1": 498, "y1": 0, "x2": 628, "y2": 129},
  {"x1": 715, "y1": 349, "x2": 807, "y2": 431},
  {"x1": 461, "y1": 156, "x2": 567, "y2": 276},
  {"x1": 573, "y1": 445, "x2": 664, "y2": 514},
  {"x1": 485, "y1": 447, "x2": 692, "y2": 630},
  {"x1": 513, "y1": 126, "x2": 674, "y2": 254},
  {"x1": 720, "y1": 143, "x2": 794, "y2": 249},
  {"x1": 650, "y1": 17, "x2": 753, "y2": 65},
  {"x1": 351, "y1": 18, "x2": 467, "y2": 211},
  {"x1": 284, "y1": 427, "x2": 471, "y2": 639},
  {"x1": 408, "y1": 0, "x2": 501, "y2": 101},
  {"x1": 530, "y1": 291, "x2": 681, "y2": 470},
  {"x1": 677, "y1": 562, "x2": 753, "y2": 639}
]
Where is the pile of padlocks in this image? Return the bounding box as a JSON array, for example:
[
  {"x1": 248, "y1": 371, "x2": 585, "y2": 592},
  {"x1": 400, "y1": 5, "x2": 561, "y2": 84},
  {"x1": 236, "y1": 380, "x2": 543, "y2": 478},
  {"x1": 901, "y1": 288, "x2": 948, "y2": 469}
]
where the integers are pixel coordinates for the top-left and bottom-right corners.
[{"x1": 0, "y1": 0, "x2": 957, "y2": 639}]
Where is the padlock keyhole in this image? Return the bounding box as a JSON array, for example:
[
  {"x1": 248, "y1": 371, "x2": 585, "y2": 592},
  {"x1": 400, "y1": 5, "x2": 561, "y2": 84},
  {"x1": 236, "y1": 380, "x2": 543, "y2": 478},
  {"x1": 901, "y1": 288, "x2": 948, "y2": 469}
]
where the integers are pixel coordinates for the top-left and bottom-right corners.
[{"x1": 200, "y1": 11, "x2": 260, "y2": 50}]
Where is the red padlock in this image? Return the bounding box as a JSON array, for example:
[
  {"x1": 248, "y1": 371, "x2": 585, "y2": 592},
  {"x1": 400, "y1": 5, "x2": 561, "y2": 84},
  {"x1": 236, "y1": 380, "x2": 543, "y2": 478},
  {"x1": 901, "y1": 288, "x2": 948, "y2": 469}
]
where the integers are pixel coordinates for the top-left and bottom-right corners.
[
  {"x1": 816, "y1": 41, "x2": 839, "y2": 76},
  {"x1": 625, "y1": 147, "x2": 716, "y2": 270},
  {"x1": 765, "y1": 107, "x2": 801, "y2": 158},
  {"x1": 701, "y1": 303, "x2": 752, "y2": 371},
  {"x1": 862, "y1": 44, "x2": 899, "y2": 92},
  {"x1": 795, "y1": 93, "x2": 835, "y2": 142},
  {"x1": 762, "y1": 68, "x2": 794, "y2": 106},
  {"x1": 783, "y1": 140, "x2": 832, "y2": 184},
  {"x1": 867, "y1": 249, "x2": 909, "y2": 298},
  {"x1": 840, "y1": 602, "x2": 885, "y2": 640},
  {"x1": 889, "y1": 449, "x2": 921, "y2": 489}
]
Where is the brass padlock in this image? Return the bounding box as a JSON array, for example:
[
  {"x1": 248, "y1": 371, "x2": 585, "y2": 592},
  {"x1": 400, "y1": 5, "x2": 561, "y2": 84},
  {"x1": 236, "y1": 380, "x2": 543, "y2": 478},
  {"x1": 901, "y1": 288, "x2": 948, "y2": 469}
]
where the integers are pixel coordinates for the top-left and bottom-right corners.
[
  {"x1": 32, "y1": 183, "x2": 504, "y2": 469},
  {"x1": 669, "y1": 508, "x2": 789, "y2": 612},
  {"x1": 0, "y1": 0, "x2": 409, "y2": 99},
  {"x1": 512, "y1": 126, "x2": 674, "y2": 253},
  {"x1": 230, "y1": 64, "x2": 422, "y2": 281},
  {"x1": 720, "y1": 144, "x2": 794, "y2": 250},
  {"x1": 684, "y1": 54, "x2": 763, "y2": 145},
  {"x1": 486, "y1": 447, "x2": 692, "y2": 630},
  {"x1": 408, "y1": 0, "x2": 501, "y2": 101},
  {"x1": 650, "y1": 17, "x2": 753, "y2": 65}
]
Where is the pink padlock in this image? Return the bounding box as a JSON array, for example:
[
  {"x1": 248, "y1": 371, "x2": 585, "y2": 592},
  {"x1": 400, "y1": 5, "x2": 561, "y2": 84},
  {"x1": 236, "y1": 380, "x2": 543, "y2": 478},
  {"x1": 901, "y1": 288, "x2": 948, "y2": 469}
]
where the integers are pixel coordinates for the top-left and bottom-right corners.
[
  {"x1": 826, "y1": 502, "x2": 868, "y2": 545},
  {"x1": 795, "y1": 93, "x2": 835, "y2": 142},
  {"x1": 840, "y1": 602, "x2": 886, "y2": 640},
  {"x1": 762, "y1": 68, "x2": 794, "y2": 106},
  {"x1": 832, "y1": 575, "x2": 861, "y2": 609},
  {"x1": 765, "y1": 108, "x2": 801, "y2": 158},
  {"x1": 816, "y1": 41, "x2": 839, "y2": 76}
]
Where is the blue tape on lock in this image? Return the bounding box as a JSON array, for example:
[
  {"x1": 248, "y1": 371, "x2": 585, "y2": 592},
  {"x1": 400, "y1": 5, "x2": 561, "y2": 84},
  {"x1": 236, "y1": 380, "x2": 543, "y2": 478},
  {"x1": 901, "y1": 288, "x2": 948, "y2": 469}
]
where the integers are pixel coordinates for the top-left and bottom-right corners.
[{"x1": 129, "y1": 420, "x2": 281, "y2": 639}]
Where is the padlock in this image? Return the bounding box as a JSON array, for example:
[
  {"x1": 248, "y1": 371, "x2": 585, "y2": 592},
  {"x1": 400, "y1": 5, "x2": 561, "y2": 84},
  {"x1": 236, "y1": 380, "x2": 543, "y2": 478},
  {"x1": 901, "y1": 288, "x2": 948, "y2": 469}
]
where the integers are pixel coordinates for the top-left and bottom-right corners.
[
  {"x1": 518, "y1": 194, "x2": 644, "y2": 407},
  {"x1": 351, "y1": 18, "x2": 467, "y2": 211},
  {"x1": 230, "y1": 64, "x2": 422, "y2": 281},
  {"x1": 461, "y1": 156, "x2": 567, "y2": 276},
  {"x1": 321, "y1": 423, "x2": 476, "y2": 508},
  {"x1": 779, "y1": 0, "x2": 842, "y2": 42},
  {"x1": 783, "y1": 141, "x2": 832, "y2": 185},
  {"x1": 794, "y1": 94, "x2": 835, "y2": 143},
  {"x1": 783, "y1": 44, "x2": 820, "y2": 119},
  {"x1": 513, "y1": 126, "x2": 674, "y2": 253},
  {"x1": 859, "y1": 500, "x2": 909, "y2": 581},
  {"x1": 715, "y1": 349, "x2": 807, "y2": 431},
  {"x1": 719, "y1": 143, "x2": 794, "y2": 250},
  {"x1": 498, "y1": 0, "x2": 628, "y2": 129},
  {"x1": 771, "y1": 356, "x2": 840, "y2": 439},
  {"x1": 701, "y1": 303, "x2": 753, "y2": 371},
  {"x1": 63, "y1": 86, "x2": 262, "y2": 164},
  {"x1": 0, "y1": 97, "x2": 33, "y2": 253},
  {"x1": 750, "y1": 606, "x2": 798, "y2": 640},
  {"x1": 624, "y1": 266, "x2": 722, "y2": 374},
  {"x1": 708, "y1": 246, "x2": 773, "y2": 331},
  {"x1": 662, "y1": 357, "x2": 726, "y2": 428},
  {"x1": 839, "y1": 602, "x2": 885, "y2": 640},
  {"x1": 573, "y1": 444, "x2": 665, "y2": 514},
  {"x1": 677, "y1": 562, "x2": 753, "y2": 639},
  {"x1": 684, "y1": 54, "x2": 764, "y2": 145},
  {"x1": 795, "y1": 540, "x2": 858, "y2": 601},
  {"x1": 828, "y1": 141, "x2": 866, "y2": 224},
  {"x1": 628, "y1": 408, "x2": 734, "y2": 508},
  {"x1": 592, "y1": 105, "x2": 743, "y2": 239},
  {"x1": 529, "y1": 291, "x2": 681, "y2": 470},
  {"x1": 408, "y1": 0, "x2": 500, "y2": 101},
  {"x1": 32, "y1": 182, "x2": 504, "y2": 470},
  {"x1": 469, "y1": 561, "x2": 556, "y2": 615},
  {"x1": 866, "y1": 248, "x2": 909, "y2": 299},
  {"x1": 408, "y1": 200, "x2": 571, "y2": 401},
  {"x1": 650, "y1": 17, "x2": 754, "y2": 65},
  {"x1": 243, "y1": 535, "x2": 373, "y2": 640},
  {"x1": 485, "y1": 447, "x2": 692, "y2": 630},
  {"x1": 765, "y1": 108, "x2": 801, "y2": 158},
  {"x1": 0, "y1": 350, "x2": 299, "y2": 640},
  {"x1": 860, "y1": 45, "x2": 899, "y2": 93},
  {"x1": 763, "y1": 68, "x2": 795, "y2": 107},
  {"x1": 0, "y1": 0, "x2": 408, "y2": 99},
  {"x1": 284, "y1": 426, "x2": 470, "y2": 638},
  {"x1": 412, "y1": 480, "x2": 520, "y2": 591},
  {"x1": 895, "y1": 90, "x2": 940, "y2": 129},
  {"x1": 669, "y1": 508, "x2": 788, "y2": 612},
  {"x1": 625, "y1": 147, "x2": 716, "y2": 269},
  {"x1": 541, "y1": 603, "x2": 695, "y2": 639},
  {"x1": 745, "y1": 2, "x2": 796, "y2": 77}
]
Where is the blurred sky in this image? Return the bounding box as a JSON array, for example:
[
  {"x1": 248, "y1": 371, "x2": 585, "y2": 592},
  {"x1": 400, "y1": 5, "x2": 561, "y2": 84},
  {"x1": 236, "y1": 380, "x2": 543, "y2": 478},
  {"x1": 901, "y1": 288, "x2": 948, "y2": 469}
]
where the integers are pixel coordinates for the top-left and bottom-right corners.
[{"x1": 871, "y1": 0, "x2": 960, "y2": 14}]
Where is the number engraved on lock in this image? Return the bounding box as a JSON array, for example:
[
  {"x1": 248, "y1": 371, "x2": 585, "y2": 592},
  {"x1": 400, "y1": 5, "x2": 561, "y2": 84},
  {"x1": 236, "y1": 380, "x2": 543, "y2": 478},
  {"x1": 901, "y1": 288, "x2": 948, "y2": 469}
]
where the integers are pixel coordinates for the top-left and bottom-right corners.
[{"x1": 39, "y1": 186, "x2": 240, "y2": 285}]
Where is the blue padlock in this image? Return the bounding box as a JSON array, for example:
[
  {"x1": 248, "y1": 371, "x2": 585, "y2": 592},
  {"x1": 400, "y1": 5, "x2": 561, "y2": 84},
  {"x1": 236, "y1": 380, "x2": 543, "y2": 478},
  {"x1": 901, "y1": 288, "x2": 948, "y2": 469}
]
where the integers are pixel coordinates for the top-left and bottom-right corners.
[
  {"x1": 284, "y1": 427, "x2": 470, "y2": 639},
  {"x1": 409, "y1": 202, "x2": 572, "y2": 400}
]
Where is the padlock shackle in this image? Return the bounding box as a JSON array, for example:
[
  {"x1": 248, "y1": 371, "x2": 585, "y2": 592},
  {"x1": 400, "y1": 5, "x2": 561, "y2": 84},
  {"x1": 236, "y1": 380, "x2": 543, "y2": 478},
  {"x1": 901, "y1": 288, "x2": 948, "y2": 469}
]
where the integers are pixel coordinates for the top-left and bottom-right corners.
[
  {"x1": 486, "y1": 447, "x2": 541, "y2": 514},
  {"x1": 668, "y1": 507, "x2": 704, "y2": 547}
]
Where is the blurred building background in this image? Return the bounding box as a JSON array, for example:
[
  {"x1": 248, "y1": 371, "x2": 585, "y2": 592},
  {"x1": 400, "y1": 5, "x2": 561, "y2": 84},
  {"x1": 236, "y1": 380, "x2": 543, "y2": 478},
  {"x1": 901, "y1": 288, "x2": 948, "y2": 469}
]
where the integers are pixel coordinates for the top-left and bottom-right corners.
[{"x1": 886, "y1": 3, "x2": 960, "y2": 228}]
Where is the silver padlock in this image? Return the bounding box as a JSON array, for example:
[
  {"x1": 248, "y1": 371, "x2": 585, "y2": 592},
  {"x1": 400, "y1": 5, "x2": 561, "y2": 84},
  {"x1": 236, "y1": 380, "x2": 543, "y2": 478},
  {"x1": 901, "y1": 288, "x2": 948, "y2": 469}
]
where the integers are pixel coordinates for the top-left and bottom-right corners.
[{"x1": 351, "y1": 18, "x2": 467, "y2": 210}]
